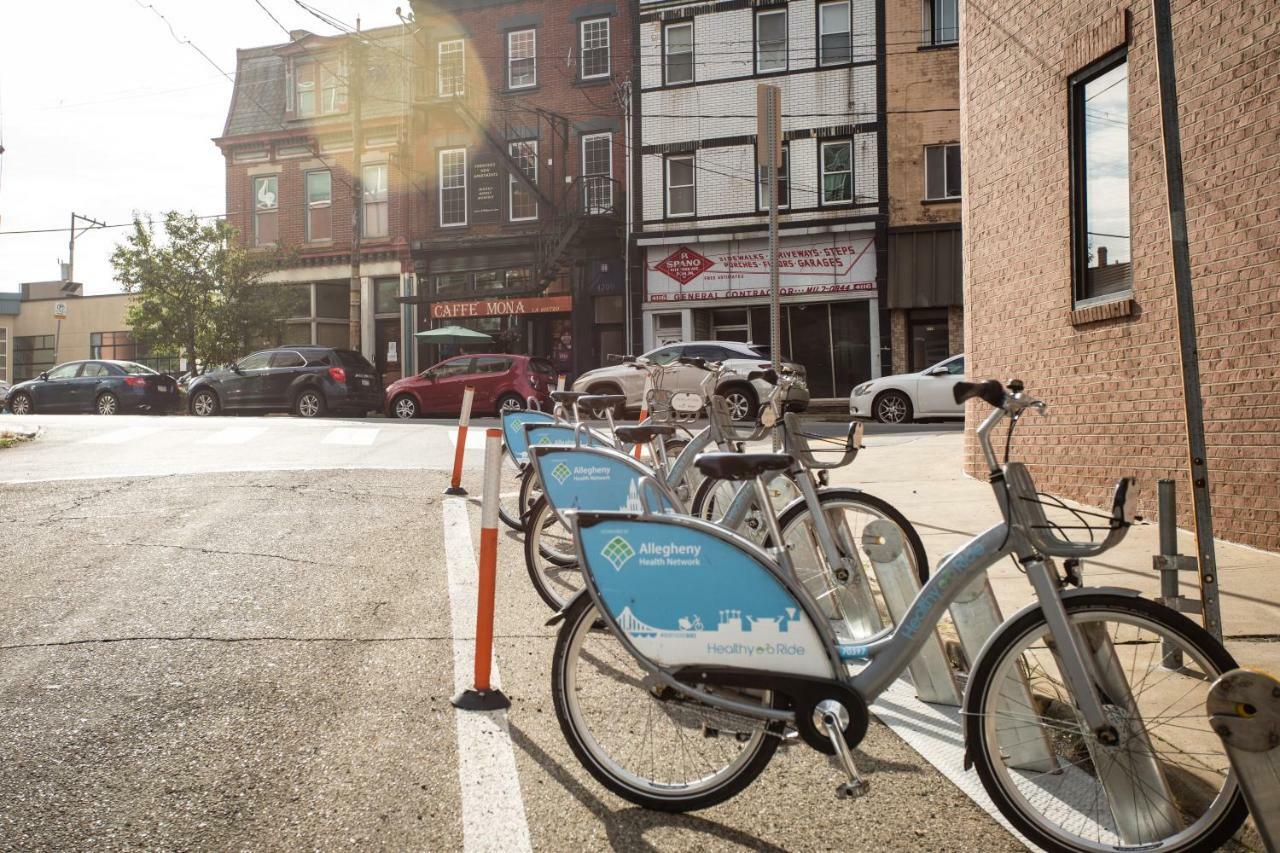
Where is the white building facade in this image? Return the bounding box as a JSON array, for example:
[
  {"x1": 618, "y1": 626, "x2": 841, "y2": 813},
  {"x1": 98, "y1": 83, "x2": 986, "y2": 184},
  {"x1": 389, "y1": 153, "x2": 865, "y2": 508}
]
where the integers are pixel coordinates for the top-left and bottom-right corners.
[{"x1": 635, "y1": 0, "x2": 886, "y2": 398}]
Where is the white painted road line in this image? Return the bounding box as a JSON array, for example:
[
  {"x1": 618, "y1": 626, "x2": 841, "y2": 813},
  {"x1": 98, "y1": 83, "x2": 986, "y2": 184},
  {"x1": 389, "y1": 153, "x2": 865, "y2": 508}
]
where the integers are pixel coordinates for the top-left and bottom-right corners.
[
  {"x1": 442, "y1": 498, "x2": 532, "y2": 853},
  {"x1": 870, "y1": 678, "x2": 1034, "y2": 850},
  {"x1": 448, "y1": 431, "x2": 492, "y2": 451},
  {"x1": 321, "y1": 427, "x2": 380, "y2": 446},
  {"x1": 200, "y1": 426, "x2": 268, "y2": 445},
  {"x1": 82, "y1": 426, "x2": 163, "y2": 445}
]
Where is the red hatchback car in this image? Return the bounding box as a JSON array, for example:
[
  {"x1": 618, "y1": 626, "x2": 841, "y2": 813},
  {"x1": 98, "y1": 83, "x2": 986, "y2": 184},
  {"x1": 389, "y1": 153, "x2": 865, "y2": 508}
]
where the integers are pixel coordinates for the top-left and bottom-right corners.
[{"x1": 385, "y1": 353, "x2": 555, "y2": 418}]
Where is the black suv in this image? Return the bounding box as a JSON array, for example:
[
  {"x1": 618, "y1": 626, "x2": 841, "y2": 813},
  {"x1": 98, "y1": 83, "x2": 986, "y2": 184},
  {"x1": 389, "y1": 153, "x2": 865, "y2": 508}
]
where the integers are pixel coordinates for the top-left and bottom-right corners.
[{"x1": 187, "y1": 347, "x2": 383, "y2": 418}]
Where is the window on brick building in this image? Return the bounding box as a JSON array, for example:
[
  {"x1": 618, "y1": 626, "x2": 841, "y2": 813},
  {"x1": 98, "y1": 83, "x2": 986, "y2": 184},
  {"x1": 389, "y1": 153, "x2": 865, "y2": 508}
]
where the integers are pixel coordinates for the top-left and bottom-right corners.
[
  {"x1": 821, "y1": 140, "x2": 853, "y2": 204},
  {"x1": 508, "y1": 29, "x2": 536, "y2": 89},
  {"x1": 819, "y1": 1, "x2": 852, "y2": 66},
  {"x1": 253, "y1": 175, "x2": 279, "y2": 246},
  {"x1": 295, "y1": 61, "x2": 317, "y2": 117},
  {"x1": 438, "y1": 39, "x2": 465, "y2": 96},
  {"x1": 756, "y1": 9, "x2": 787, "y2": 73},
  {"x1": 664, "y1": 22, "x2": 694, "y2": 85},
  {"x1": 1070, "y1": 51, "x2": 1131, "y2": 303},
  {"x1": 922, "y1": 0, "x2": 958, "y2": 46},
  {"x1": 363, "y1": 164, "x2": 389, "y2": 238},
  {"x1": 509, "y1": 140, "x2": 538, "y2": 222},
  {"x1": 580, "y1": 18, "x2": 610, "y2": 79},
  {"x1": 440, "y1": 148, "x2": 467, "y2": 226},
  {"x1": 924, "y1": 143, "x2": 961, "y2": 200},
  {"x1": 758, "y1": 144, "x2": 790, "y2": 209},
  {"x1": 665, "y1": 155, "x2": 696, "y2": 217},
  {"x1": 582, "y1": 133, "x2": 613, "y2": 213},
  {"x1": 321, "y1": 62, "x2": 348, "y2": 113},
  {"x1": 305, "y1": 170, "x2": 332, "y2": 241}
]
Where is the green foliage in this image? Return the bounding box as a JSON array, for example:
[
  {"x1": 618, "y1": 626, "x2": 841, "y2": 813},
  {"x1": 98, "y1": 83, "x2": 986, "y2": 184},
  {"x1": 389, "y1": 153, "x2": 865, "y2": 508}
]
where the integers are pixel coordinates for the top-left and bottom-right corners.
[{"x1": 111, "y1": 212, "x2": 294, "y2": 373}]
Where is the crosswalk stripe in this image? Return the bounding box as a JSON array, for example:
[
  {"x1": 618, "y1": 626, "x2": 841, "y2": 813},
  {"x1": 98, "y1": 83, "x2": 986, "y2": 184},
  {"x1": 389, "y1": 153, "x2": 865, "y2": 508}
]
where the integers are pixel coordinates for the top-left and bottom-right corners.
[
  {"x1": 83, "y1": 426, "x2": 162, "y2": 445},
  {"x1": 447, "y1": 430, "x2": 491, "y2": 450},
  {"x1": 200, "y1": 426, "x2": 268, "y2": 445},
  {"x1": 321, "y1": 427, "x2": 380, "y2": 446}
]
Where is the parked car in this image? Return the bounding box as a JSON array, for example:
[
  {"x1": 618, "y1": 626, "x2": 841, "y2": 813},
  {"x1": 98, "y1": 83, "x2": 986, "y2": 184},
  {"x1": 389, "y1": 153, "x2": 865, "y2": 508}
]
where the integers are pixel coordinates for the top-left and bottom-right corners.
[
  {"x1": 4, "y1": 360, "x2": 181, "y2": 415},
  {"x1": 186, "y1": 347, "x2": 382, "y2": 418},
  {"x1": 385, "y1": 353, "x2": 554, "y2": 418},
  {"x1": 572, "y1": 341, "x2": 809, "y2": 421},
  {"x1": 0, "y1": 380, "x2": 10, "y2": 410},
  {"x1": 849, "y1": 354, "x2": 966, "y2": 423}
]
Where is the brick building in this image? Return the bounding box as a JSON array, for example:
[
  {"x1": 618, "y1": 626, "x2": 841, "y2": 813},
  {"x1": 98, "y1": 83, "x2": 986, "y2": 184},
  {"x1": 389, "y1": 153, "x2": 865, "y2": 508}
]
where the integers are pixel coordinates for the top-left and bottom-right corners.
[
  {"x1": 884, "y1": 0, "x2": 962, "y2": 374},
  {"x1": 217, "y1": 26, "x2": 418, "y2": 383},
  {"x1": 405, "y1": 0, "x2": 632, "y2": 377},
  {"x1": 634, "y1": 0, "x2": 887, "y2": 400},
  {"x1": 960, "y1": 2, "x2": 1280, "y2": 550}
]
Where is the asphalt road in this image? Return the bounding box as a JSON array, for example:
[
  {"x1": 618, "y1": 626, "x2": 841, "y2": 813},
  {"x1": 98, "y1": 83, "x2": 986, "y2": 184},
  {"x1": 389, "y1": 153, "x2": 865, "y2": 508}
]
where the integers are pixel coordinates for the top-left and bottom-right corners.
[{"x1": 0, "y1": 415, "x2": 1012, "y2": 851}]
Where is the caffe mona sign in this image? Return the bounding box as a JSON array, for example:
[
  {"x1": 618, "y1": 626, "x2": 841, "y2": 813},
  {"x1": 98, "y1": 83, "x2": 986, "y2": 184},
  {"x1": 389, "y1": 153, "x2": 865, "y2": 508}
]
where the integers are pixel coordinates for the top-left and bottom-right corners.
[{"x1": 430, "y1": 294, "x2": 572, "y2": 320}]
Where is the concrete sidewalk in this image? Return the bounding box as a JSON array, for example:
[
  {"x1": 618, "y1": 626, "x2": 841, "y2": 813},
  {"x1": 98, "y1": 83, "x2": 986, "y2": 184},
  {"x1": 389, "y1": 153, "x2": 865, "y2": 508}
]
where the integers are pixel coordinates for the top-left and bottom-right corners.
[{"x1": 832, "y1": 429, "x2": 1280, "y2": 673}]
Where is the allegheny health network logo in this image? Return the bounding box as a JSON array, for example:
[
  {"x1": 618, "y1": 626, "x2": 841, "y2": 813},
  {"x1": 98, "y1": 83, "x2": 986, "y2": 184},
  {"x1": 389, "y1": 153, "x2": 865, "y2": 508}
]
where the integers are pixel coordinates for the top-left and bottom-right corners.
[
  {"x1": 600, "y1": 536, "x2": 636, "y2": 572},
  {"x1": 537, "y1": 435, "x2": 552, "y2": 445},
  {"x1": 509, "y1": 417, "x2": 523, "y2": 430},
  {"x1": 551, "y1": 462, "x2": 573, "y2": 485}
]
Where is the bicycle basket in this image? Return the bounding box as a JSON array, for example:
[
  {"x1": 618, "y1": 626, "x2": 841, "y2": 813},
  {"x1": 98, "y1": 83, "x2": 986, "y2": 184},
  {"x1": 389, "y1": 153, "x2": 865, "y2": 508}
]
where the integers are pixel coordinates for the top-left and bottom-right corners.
[
  {"x1": 646, "y1": 387, "x2": 699, "y2": 424},
  {"x1": 1003, "y1": 462, "x2": 1135, "y2": 557},
  {"x1": 783, "y1": 413, "x2": 862, "y2": 470}
]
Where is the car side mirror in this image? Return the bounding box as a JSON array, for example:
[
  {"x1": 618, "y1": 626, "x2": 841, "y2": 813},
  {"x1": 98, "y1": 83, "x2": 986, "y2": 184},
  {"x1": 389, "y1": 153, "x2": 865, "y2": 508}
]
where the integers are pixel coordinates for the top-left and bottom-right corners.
[
  {"x1": 927, "y1": 367, "x2": 949, "y2": 377},
  {"x1": 421, "y1": 370, "x2": 435, "y2": 381},
  {"x1": 38, "y1": 372, "x2": 49, "y2": 381}
]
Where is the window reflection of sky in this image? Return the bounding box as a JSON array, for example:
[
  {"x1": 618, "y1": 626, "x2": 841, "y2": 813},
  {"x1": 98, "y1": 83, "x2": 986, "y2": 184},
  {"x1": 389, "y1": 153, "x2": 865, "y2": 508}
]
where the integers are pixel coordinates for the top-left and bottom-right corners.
[{"x1": 1084, "y1": 61, "x2": 1130, "y2": 267}]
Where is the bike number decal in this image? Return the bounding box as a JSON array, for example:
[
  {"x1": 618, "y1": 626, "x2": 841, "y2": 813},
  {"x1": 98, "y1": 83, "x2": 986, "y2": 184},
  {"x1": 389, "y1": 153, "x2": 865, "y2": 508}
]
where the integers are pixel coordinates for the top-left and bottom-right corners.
[
  {"x1": 578, "y1": 519, "x2": 833, "y2": 679},
  {"x1": 502, "y1": 410, "x2": 556, "y2": 464},
  {"x1": 532, "y1": 449, "x2": 675, "y2": 518}
]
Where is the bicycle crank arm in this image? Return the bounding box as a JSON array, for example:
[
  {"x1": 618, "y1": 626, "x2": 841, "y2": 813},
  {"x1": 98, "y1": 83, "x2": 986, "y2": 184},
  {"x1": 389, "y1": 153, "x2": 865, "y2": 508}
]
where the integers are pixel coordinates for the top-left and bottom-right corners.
[{"x1": 816, "y1": 700, "x2": 870, "y2": 800}]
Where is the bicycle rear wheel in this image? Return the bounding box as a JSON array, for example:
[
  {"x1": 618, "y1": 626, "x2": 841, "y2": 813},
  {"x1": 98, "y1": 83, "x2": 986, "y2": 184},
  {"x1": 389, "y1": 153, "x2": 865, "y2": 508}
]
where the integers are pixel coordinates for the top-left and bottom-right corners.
[
  {"x1": 964, "y1": 593, "x2": 1245, "y2": 853},
  {"x1": 551, "y1": 594, "x2": 784, "y2": 811}
]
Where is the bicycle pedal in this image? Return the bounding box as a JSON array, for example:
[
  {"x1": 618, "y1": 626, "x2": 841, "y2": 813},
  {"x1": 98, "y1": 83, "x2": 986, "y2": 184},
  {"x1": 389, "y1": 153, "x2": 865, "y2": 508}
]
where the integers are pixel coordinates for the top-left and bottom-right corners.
[{"x1": 835, "y1": 779, "x2": 870, "y2": 800}]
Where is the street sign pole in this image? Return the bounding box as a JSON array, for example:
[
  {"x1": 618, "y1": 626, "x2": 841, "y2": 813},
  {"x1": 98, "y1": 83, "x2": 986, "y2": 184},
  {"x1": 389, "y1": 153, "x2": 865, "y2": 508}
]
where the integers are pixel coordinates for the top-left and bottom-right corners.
[
  {"x1": 52, "y1": 302, "x2": 68, "y2": 364},
  {"x1": 758, "y1": 84, "x2": 782, "y2": 450},
  {"x1": 1151, "y1": 0, "x2": 1222, "y2": 640}
]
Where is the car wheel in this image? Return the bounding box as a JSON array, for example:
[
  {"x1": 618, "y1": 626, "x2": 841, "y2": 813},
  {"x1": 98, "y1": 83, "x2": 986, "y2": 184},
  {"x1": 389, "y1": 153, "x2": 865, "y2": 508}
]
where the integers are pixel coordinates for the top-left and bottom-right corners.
[
  {"x1": 495, "y1": 393, "x2": 524, "y2": 416},
  {"x1": 294, "y1": 388, "x2": 326, "y2": 418},
  {"x1": 95, "y1": 392, "x2": 120, "y2": 416},
  {"x1": 392, "y1": 394, "x2": 419, "y2": 419},
  {"x1": 9, "y1": 392, "x2": 32, "y2": 415},
  {"x1": 720, "y1": 384, "x2": 758, "y2": 422},
  {"x1": 190, "y1": 389, "x2": 220, "y2": 417},
  {"x1": 873, "y1": 390, "x2": 913, "y2": 424}
]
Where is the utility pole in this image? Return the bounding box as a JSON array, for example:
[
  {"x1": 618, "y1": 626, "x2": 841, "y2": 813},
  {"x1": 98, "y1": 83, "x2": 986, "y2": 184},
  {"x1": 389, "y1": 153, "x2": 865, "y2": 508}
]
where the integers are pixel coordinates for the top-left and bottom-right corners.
[
  {"x1": 349, "y1": 32, "x2": 365, "y2": 352},
  {"x1": 66, "y1": 211, "x2": 106, "y2": 291},
  {"x1": 1151, "y1": 0, "x2": 1222, "y2": 640},
  {"x1": 757, "y1": 84, "x2": 782, "y2": 449}
]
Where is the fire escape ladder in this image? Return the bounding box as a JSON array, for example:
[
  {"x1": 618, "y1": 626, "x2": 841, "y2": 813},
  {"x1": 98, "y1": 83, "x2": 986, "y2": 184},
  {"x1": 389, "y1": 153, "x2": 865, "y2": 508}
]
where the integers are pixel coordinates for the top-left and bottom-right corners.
[{"x1": 452, "y1": 98, "x2": 554, "y2": 209}]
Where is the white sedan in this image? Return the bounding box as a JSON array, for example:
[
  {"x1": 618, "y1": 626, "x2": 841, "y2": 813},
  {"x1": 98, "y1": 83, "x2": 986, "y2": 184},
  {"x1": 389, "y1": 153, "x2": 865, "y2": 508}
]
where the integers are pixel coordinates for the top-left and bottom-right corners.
[{"x1": 849, "y1": 354, "x2": 966, "y2": 423}]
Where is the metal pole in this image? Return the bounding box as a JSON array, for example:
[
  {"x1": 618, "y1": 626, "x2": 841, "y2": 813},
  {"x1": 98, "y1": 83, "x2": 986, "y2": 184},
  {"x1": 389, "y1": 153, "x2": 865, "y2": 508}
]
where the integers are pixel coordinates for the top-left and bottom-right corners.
[
  {"x1": 1151, "y1": 0, "x2": 1222, "y2": 640},
  {"x1": 53, "y1": 319, "x2": 61, "y2": 365},
  {"x1": 1156, "y1": 479, "x2": 1184, "y2": 667},
  {"x1": 621, "y1": 80, "x2": 634, "y2": 356},
  {"x1": 68, "y1": 211, "x2": 75, "y2": 288},
  {"x1": 763, "y1": 86, "x2": 781, "y2": 450},
  {"x1": 349, "y1": 34, "x2": 365, "y2": 352}
]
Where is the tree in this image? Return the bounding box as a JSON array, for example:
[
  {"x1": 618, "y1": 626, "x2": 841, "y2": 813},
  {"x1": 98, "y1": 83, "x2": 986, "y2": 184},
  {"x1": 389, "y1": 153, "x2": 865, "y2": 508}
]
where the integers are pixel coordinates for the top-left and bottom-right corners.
[{"x1": 111, "y1": 212, "x2": 292, "y2": 373}]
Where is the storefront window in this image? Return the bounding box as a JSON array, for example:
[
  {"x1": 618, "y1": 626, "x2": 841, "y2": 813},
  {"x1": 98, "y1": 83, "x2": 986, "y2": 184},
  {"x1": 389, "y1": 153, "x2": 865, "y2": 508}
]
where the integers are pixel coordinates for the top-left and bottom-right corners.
[
  {"x1": 285, "y1": 284, "x2": 311, "y2": 319},
  {"x1": 315, "y1": 282, "x2": 349, "y2": 319},
  {"x1": 375, "y1": 278, "x2": 400, "y2": 315},
  {"x1": 909, "y1": 311, "x2": 950, "y2": 371},
  {"x1": 474, "y1": 271, "x2": 504, "y2": 293},
  {"x1": 712, "y1": 308, "x2": 750, "y2": 342},
  {"x1": 436, "y1": 273, "x2": 469, "y2": 296},
  {"x1": 653, "y1": 312, "x2": 683, "y2": 346},
  {"x1": 316, "y1": 322, "x2": 348, "y2": 348},
  {"x1": 506, "y1": 267, "x2": 532, "y2": 291}
]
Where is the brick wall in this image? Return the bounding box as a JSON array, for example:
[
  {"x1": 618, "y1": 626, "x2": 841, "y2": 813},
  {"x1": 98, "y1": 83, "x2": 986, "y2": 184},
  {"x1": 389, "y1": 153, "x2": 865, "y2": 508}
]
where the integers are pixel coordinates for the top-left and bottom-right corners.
[{"x1": 960, "y1": 0, "x2": 1280, "y2": 551}]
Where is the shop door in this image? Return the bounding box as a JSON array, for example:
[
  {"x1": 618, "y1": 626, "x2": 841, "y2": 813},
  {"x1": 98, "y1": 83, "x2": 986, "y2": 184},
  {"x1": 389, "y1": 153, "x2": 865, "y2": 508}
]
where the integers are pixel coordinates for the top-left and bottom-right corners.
[
  {"x1": 787, "y1": 304, "x2": 835, "y2": 398},
  {"x1": 830, "y1": 301, "x2": 872, "y2": 397},
  {"x1": 375, "y1": 318, "x2": 402, "y2": 384}
]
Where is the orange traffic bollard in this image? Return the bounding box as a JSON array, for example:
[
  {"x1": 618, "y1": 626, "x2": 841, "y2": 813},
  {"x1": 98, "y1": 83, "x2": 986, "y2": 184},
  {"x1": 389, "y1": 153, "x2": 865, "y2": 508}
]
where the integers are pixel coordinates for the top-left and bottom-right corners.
[
  {"x1": 444, "y1": 385, "x2": 475, "y2": 496},
  {"x1": 452, "y1": 428, "x2": 510, "y2": 711}
]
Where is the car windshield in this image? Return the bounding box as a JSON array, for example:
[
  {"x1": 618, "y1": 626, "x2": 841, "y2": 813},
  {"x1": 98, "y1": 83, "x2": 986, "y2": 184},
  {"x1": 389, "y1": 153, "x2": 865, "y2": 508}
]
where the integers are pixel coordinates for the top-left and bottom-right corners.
[{"x1": 119, "y1": 362, "x2": 158, "y2": 375}]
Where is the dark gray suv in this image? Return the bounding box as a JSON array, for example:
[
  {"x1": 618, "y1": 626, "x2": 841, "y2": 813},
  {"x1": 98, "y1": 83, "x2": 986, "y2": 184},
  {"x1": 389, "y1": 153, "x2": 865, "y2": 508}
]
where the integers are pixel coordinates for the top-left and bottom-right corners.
[{"x1": 186, "y1": 347, "x2": 383, "y2": 418}]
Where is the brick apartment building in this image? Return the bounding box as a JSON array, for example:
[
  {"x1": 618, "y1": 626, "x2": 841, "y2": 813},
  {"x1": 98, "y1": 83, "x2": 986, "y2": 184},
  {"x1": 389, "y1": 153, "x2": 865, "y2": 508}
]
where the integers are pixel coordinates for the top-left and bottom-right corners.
[
  {"x1": 885, "y1": 0, "x2": 962, "y2": 374},
  {"x1": 960, "y1": 2, "x2": 1280, "y2": 551},
  {"x1": 634, "y1": 0, "x2": 887, "y2": 400},
  {"x1": 217, "y1": 26, "x2": 418, "y2": 383},
  {"x1": 405, "y1": 0, "x2": 633, "y2": 377}
]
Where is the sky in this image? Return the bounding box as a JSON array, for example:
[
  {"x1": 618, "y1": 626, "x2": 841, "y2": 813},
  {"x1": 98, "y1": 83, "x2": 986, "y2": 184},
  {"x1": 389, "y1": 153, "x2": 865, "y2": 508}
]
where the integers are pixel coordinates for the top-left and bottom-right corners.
[{"x1": 0, "y1": 0, "x2": 404, "y2": 295}]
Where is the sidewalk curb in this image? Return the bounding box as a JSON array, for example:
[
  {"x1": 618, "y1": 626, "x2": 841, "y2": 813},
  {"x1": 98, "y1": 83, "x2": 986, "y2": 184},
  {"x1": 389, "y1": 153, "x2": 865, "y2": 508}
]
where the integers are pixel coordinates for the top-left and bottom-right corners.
[{"x1": 0, "y1": 423, "x2": 42, "y2": 443}]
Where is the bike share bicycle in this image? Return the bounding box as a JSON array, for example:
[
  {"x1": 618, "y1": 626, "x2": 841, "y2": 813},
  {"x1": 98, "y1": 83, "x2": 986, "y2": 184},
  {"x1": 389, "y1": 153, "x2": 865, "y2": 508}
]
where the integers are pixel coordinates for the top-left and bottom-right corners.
[{"x1": 548, "y1": 378, "x2": 1243, "y2": 853}]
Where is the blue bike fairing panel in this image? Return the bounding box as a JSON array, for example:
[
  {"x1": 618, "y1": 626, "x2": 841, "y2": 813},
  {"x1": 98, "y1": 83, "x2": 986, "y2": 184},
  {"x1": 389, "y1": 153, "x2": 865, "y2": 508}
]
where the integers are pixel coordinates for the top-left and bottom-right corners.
[
  {"x1": 577, "y1": 517, "x2": 834, "y2": 679},
  {"x1": 531, "y1": 448, "x2": 676, "y2": 522},
  {"x1": 502, "y1": 410, "x2": 557, "y2": 464},
  {"x1": 523, "y1": 422, "x2": 608, "y2": 454}
]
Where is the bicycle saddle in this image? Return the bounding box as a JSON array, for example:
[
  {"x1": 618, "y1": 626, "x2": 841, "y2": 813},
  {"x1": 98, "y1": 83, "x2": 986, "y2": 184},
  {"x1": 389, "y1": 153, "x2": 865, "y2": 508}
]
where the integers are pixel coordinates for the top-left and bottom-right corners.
[
  {"x1": 579, "y1": 394, "x2": 625, "y2": 409},
  {"x1": 614, "y1": 424, "x2": 675, "y2": 444},
  {"x1": 550, "y1": 390, "x2": 588, "y2": 404},
  {"x1": 694, "y1": 452, "x2": 793, "y2": 481}
]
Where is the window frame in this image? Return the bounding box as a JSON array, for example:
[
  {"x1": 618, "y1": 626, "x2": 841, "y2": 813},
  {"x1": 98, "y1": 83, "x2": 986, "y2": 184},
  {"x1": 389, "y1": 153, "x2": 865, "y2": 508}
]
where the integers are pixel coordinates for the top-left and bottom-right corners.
[
  {"x1": 663, "y1": 20, "x2": 694, "y2": 86},
  {"x1": 295, "y1": 60, "x2": 317, "y2": 117},
  {"x1": 581, "y1": 132, "x2": 614, "y2": 214},
  {"x1": 664, "y1": 154, "x2": 697, "y2": 218},
  {"x1": 1069, "y1": 48, "x2": 1132, "y2": 305},
  {"x1": 923, "y1": 143, "x2": 961, "y2": 201},
  {"x1": 438, "y1": 39, "x2": 465, "y2": 97},
  {"x1": 304, "y1": 169, "x2": 333, "y2": 242},
  {"x1": 508, "y1": 139, "x2": 539, "y2": 222},
  {"x1": 507, "y1": 28, "x2": 537, "y2": 90},
  {"x1": 922, "y1": 0, "x2": 959, "y2": 46},
  {"x1": 362, "y1": 163, "x2": 389, "y2": 239},
  {"x1": 439, "y1": 148, "x2": 468, "y2": 228},
  {"x1": 757, "y1": 142, "x2": 791, "y2": 210},
  {"x1": 818, "y1": 0, "x2": 852, "y2": 67},
  {"x1": 579, "y1": 18, "x2": 611, "y2": 80},
  {"x1": 819, "y1": 139, "x2": 854, "y2": 206},
  {"x1": 755, "y1": 8, "x2": 788, "y2": 74},
  {"x1": 253, "y1": 174, "x2": 279, "y2": 247}
]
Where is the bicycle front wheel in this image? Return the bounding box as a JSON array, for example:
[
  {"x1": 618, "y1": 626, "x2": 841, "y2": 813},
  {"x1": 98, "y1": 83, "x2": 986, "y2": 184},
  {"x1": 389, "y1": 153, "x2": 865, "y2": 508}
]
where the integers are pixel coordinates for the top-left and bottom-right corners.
[
  {"x1": 965, "y1": 593, "x2": 1245, "y2": 853},
  {"x1": 552, "y1": 593, "x2": 784, "y2": 811},
  {"x1": 523, "y1": 497, "x2": 583, "y2": 610}
]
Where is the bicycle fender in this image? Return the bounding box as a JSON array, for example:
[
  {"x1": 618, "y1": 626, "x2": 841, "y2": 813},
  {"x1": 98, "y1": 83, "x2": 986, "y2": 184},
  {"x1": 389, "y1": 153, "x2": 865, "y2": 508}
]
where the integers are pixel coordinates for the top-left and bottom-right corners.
[{"x1": 545, "y1": 589, "x2": 590, "y2": 627}]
